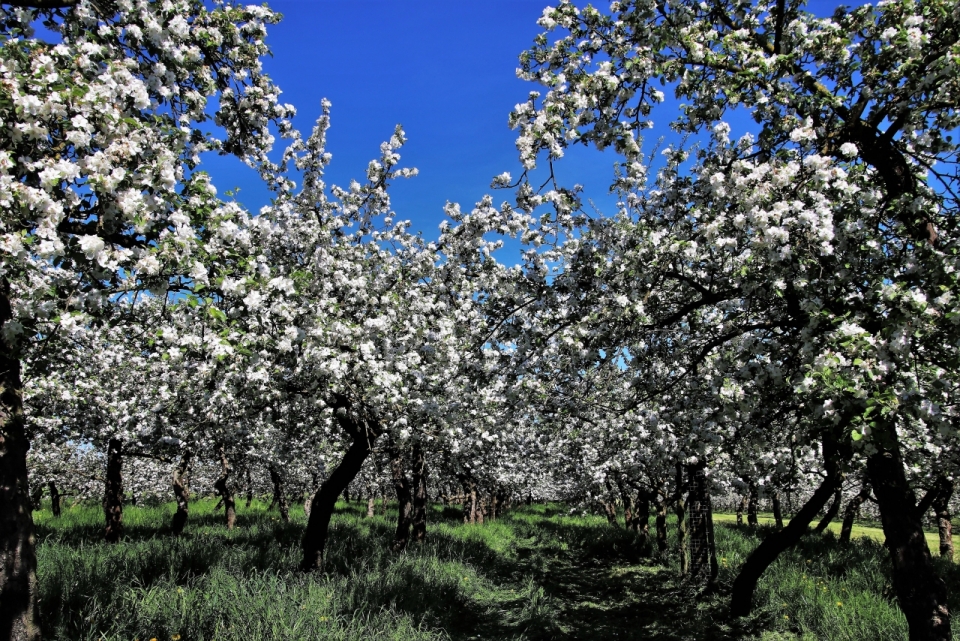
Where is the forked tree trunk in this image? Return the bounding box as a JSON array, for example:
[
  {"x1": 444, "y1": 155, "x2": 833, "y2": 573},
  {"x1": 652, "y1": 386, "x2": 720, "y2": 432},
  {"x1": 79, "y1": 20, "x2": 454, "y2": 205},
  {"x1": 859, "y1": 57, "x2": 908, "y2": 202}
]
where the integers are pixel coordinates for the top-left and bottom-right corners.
[
  {"x1": 267, "y1": 464, "x2": 289, "y2": 523},
  {"x1": 411, "y1": 442, "x2": 427, "y2": 542},
  {"x1": 686, "y1": 463, "x2": 718, "y2": 586},
  {"x1": 48, "y1": 481, "x2": 61, "y2": 518},
  {"x1": 814, "y1": 486, "x2": 843, "y2": 534},
  {"x1": 932, "y1": 478, "x2": 955, "y2": 561},
  {"x1": 866, "y1": 425, "x2": 951, "y2": 640},
  {"x1": 840, "y1": 481, "x2": 871, "y2": 543},
  {"x1": 0, "y1": 279, "x2": 41, "y2": 641},
  {"x1": 214, "y1": 446, "x2": 236, "y2": 530},
  {"x1": 389, "y1": 442, "x2": 414, "y2": 552},
  {"x1": 104, "y1": 437, "x2": 124, "y2": 543},
  {"x1": 772, "y1": 491, "x2": 783, "y2": 530},
  {"x1": 301, "y1": 404, "x2": 382, "y2": 571},
  {"x1": 171, "y1": 450, "x2": 193, "y2": 534},
  {"x1": 730, "y1": 434, "x2": 846, "y2": 618}
]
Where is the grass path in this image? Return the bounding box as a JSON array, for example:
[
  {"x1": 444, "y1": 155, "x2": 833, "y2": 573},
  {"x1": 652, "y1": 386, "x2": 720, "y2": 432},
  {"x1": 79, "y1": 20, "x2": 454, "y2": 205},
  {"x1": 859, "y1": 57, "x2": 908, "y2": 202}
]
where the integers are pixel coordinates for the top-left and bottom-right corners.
[{"x1": 712, "y1": 512, "x2": 959, "y2": 560}]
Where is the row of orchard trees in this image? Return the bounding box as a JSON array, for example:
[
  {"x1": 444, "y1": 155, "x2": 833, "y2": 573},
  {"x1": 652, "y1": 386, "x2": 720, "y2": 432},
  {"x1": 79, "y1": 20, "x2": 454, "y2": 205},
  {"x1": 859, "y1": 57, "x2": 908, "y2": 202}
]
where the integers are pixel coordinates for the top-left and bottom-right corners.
[{"x1": 2, "y1": 0, "x2": 960, "y2": 640}]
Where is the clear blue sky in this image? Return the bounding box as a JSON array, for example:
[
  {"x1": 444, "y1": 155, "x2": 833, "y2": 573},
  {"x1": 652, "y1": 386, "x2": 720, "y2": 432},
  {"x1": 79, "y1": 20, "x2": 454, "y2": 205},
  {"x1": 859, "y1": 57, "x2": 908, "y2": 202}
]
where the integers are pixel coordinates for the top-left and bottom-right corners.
[
  {"x1": 203, "y1": 0, "x2": 625, "y2": 242},
  {"x1": 204, "y1": 0, "x2": 846, "y2": 245}
]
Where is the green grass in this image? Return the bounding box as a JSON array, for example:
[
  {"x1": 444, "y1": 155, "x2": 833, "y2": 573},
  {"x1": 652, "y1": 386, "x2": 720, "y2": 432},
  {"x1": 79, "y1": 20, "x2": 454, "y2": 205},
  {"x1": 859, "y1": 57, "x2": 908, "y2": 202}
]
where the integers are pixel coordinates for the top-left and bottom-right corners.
[
  {"x1": 713, "y1": 512, "x2": 960, "y2": 561},
  {"x1": 31, "y1": 499, "x2": 960, "y2": 640}
]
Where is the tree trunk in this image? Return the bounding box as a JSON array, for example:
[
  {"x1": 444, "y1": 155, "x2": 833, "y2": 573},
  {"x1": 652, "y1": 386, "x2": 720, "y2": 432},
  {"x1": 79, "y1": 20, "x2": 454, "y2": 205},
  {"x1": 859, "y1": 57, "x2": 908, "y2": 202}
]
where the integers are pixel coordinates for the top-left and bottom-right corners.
[
  {"x1": 214, "y1": 446, "x2": 235, "y2": 530},
  {"x1": 655, "y1": 495, "x2": 668, "y2": 552},
  {"x1": 676, "y1": 465, "x2": 688, "y2": 574},
  {"x1": 411, "y1": 442, "x2": 427, "y2": 543},
  {"x1": 171, "y1": 450, "x2": 193, "y2": 534},
  {"x1": 244, "y1": 467, "x2": 253, "y2": 509},
  {"x1": 814, "y1": 486, "x2": 843, "y2": 534},
  {"x1": 103, "y1": 437, "x2": 124, "y2": 543},
  {"x1": 389, "y1": 442, "x2": 413, "y2": 552},
  {"x1": 687, "y1": 463, "x2": 717, "y2": 586},
  {"x1": 866, "y1": 426, "x2": 951, "y2": 640},
  {"x1": 772, "y1": 491, "x2": 783, "y2": 530},
  {"x1": 267, "y1": 464, "x2": 289, "y2": 523},
  {"x1": 463, "y1": 479, "x2": 477, "y2": 524},
  {"x1": 637, "y1": 492, "x2": 651, "y2": 539},
  {"x1": 48, "y1": 481, "x2": 61, "y2": 518},
  {"x1": 840, "y1": 480, "x2": 871, "y2": 543},
  {"x1": 730, "y1": 434, "x2": 846, "y2": 618},
  {"x1": 367, "y1": 496, "x2": 375, "y2": 518},
  {"x1": 0, "y1": 279, "x2": 41, "y2": 641},
  {"x1": 932, "y1": 478, "x2": 954, "y2": 561},
  {"x1": 300, "y1": 406, "x2": 381, "y2": 571},
  {"x1": 747, "y1": 481, "x2": 759, "y2": 527},
  {"x1": 737, "y1": 494, "x2": 747, "y2": 525}
]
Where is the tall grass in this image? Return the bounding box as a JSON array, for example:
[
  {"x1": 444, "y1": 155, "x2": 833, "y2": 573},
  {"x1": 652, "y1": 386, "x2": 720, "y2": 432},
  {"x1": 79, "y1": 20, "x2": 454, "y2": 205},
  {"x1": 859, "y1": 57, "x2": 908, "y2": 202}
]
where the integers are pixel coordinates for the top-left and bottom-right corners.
[{"x1": 32, "y1": 499, "x2": 960, "y2": 640}]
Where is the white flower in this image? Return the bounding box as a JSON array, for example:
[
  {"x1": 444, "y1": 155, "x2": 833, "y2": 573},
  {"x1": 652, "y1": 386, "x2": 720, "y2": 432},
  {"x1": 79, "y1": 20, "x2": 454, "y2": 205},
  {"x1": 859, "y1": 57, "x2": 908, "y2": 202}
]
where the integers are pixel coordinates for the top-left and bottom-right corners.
[
  {"x1": 78, "y1": 234, "x2": 105, "y2": 259},
  {"x1": 839, "y1": 142, "x2": 858, "y2": 157}
]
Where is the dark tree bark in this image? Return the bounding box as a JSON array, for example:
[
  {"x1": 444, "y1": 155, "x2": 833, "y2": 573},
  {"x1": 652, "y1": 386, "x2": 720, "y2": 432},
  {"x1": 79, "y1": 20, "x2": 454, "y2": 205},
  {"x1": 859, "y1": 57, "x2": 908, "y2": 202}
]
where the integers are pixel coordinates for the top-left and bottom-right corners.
[
  {"x1": 48, "y1": 481, "x2": 61, "y2": 518},
  {"x1": 411, "y1": 442, "x2": 427, "y2": 543},
  {"x1": 866, "y1": 425, "x2": 951, "y2": 640},
  {"x1": 655, "y1": 494, "x2": 668, "y2": 552},
  {"x1": 730, "y1": 433, "x2": 846, "y2": 618},
  {"x1": 636, "y1": 491, "x2": 651, "y2": 539},
  {"x1": 686, "y1": 463, "x2": 718, "y2": 586},
  {"x1": 267, "y1": 464, "x2": 289, "y2": 523},
  {"x1": 103, "y1": 437, "x2": 124, "y2": 543},
  {"x1": 0, "y1": 279, "x2": 40, "y2": 641},
  {"x1": 840, "y1": 480, "x2": 872, "y2": 543},
  {"x1": 300, "y1": 398, "x2": 383, "y2": 571},
  {"x1": 213, "y1": 446, "x2": 236, "y2": 530},
  {"x1": 931, "y1": 478, "x2": 955, "y2": 561},
  {"x1": 814, "y1": 486, "x2": 843, "y2": 534},
  {"x1": 171, "y1": 450, "x2": 193, "y2": 534},
  {"x1": 619, "y1": 480, "x2": 636, "y2": 532},
  {"x1": 747, "y1": 480, "x2": 759, "y2": 527},
  {"x1": 244, "y1": 467, "x2": 253, "y2": 509},
  {"x1": 462, "y1": 478, "x2": 478, "y2": 524},
  {"x1": 676, "y1": 465, "x2": 688, "y2": 574},
  {"x1": 737, "y1": 494, "x2": 747, "y2": 525},
  {"x1": 772, "y1": 491, "x2": 783, "y2": 530},
  {"x1": 389, "y1": 441, "x2": 414, "y2": 552}
]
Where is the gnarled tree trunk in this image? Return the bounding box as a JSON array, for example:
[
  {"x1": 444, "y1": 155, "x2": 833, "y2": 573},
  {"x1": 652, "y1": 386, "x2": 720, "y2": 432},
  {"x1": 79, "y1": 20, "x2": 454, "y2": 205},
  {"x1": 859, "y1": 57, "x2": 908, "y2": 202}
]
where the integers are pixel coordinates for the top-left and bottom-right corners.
[
  {"x1": 389, "y1": 441, "x2": 414, "y2": 552},
  {"x1": 867, "y1": 424, "x2": 951, "y2": 640},
  {"x1": 300, "y1": 399, "x2": 383, "y2": 571},
  {"x1": 171, "y1": 450, "x2": 193, "y2": 534},
  {"x1": 931, "y1": 478, "x2": 955, "y2": 561},
  {"x1": 731, "y1": 433, "x2": 847, "y2": 618},
  {"x1": 48, "y1": 481, "x2": 61, "y2": 518},
  {"x1": 0, "y1": 279, "x2": 41, "y2": 641},
  {"x1": 267, "y1": 464, "x2": 289, "y2": 523},
  {"x1": 214, "y1": 446, "x2": 236, "y2": 530},
  {"x1": 687, "y1": 463, "x2": 718, "y2": 586},
  {"x1": 104, "y1": 437, "x2": 124, "y2": 543},
  {"x1": 771, "y1": 491, "x2": 783, "y2": 530},
  {"x1": 411, "y1": 442, "x2": 427, "y2": 543},
  {"x1": 840, "y1": 480, "x2": 871, "y2": 543}
]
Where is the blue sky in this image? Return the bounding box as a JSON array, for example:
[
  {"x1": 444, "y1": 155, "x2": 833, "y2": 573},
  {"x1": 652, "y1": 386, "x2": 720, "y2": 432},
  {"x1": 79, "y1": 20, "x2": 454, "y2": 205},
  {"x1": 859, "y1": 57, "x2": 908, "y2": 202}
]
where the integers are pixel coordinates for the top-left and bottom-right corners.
[
  {"x1": 204, "y1": 0, "x2": 846, "y2": 248},
  {"x1": 203, "y1": 0, "x2": 625, "y2": 242}
]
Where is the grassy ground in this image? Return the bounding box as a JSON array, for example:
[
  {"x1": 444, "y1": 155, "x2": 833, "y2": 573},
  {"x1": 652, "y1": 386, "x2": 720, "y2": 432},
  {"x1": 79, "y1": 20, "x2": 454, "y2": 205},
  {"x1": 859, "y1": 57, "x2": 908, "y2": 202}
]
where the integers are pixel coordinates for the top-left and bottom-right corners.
[
  {"x1": 712, "y1": 512, "x2": 959, "y2": 561},
  {"x1": 31, "y1": 499, "x2": 960, "y2": 640}
]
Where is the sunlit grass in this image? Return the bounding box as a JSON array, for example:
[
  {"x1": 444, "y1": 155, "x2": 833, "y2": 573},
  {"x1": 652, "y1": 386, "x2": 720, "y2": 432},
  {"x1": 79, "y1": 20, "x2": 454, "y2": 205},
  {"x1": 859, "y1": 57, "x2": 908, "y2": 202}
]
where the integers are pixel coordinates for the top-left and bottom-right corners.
[{"x1": 32, "y1": 498, "x2": 960, "y2": 640}]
